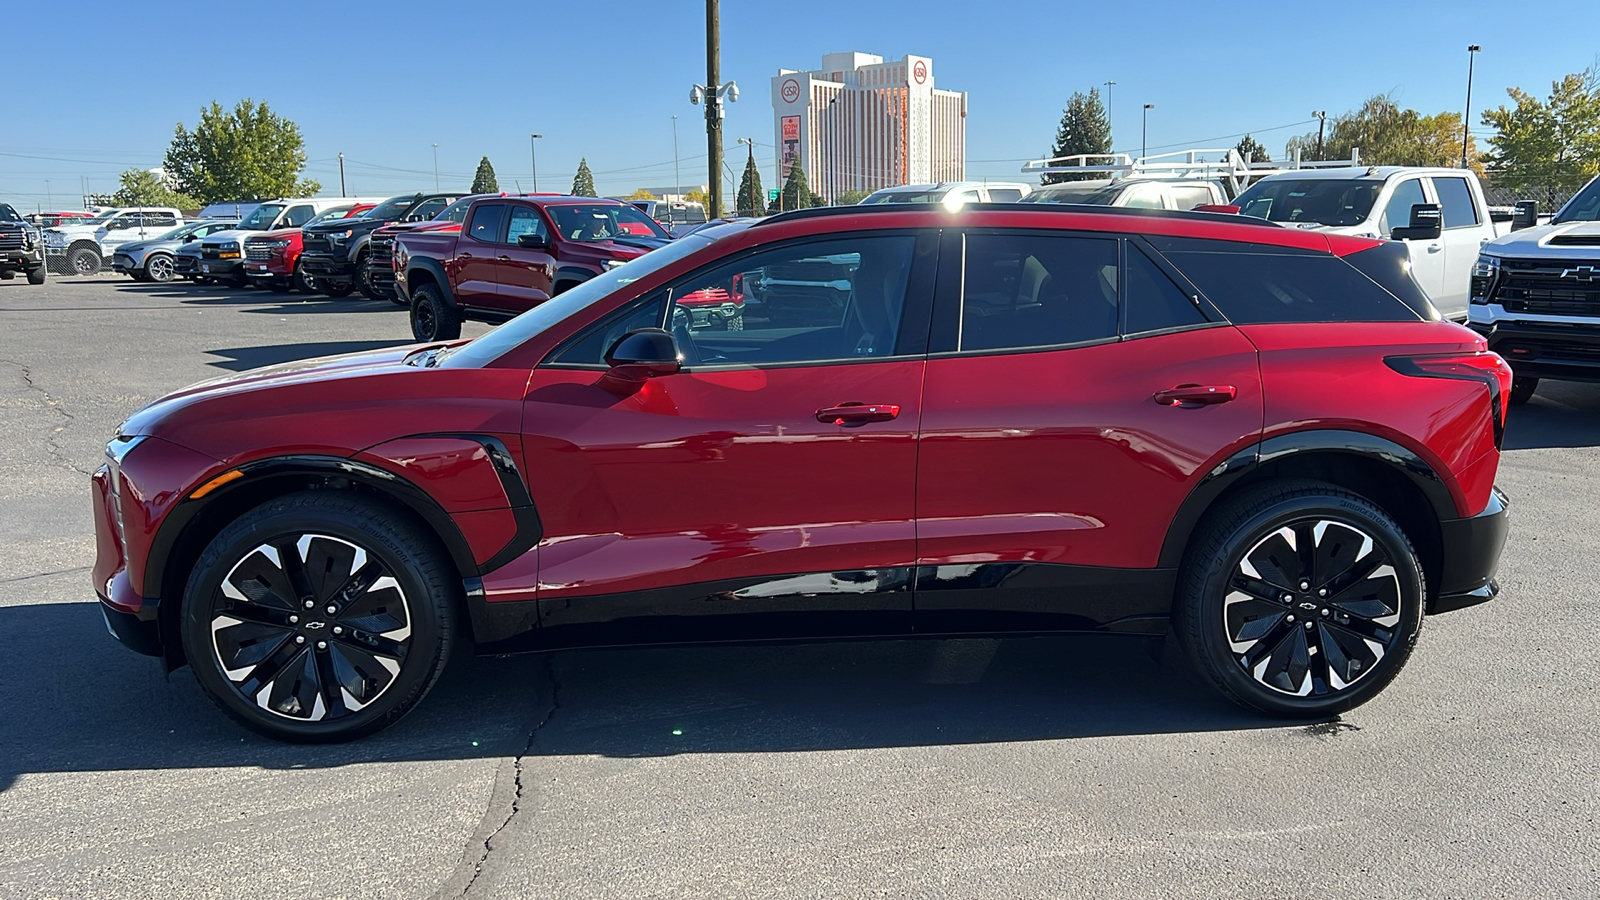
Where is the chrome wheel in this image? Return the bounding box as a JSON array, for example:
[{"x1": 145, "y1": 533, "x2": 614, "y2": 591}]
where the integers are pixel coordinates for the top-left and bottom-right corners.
[
  {"x1": 146, "y1": 254, "x2": 175, "y2": 282},
  {"x1": 1224, "y1": 519, "x2": 1402, "y2": 697},
  {"x1": 209, "y1": 534, "x2": 412, "y2": 722}
]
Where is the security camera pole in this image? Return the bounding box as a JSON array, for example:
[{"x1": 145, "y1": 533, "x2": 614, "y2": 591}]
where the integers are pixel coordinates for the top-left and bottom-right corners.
[{"x1": 705, "y1": 0, "x2": 723, "y2": 219}]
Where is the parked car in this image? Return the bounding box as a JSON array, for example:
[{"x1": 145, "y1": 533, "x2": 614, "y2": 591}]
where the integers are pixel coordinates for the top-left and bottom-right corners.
[
  {"x1": 366, "y1": 196, "x2": 482, "y2": 306},
  {"x1": 243, "y1": 203, "x2": 375, "y2": 293},
  {"x1": 630, "y1": 199, "x2": 709, "y2": 236},
  {"x1": 858, "y1": 181, "x2": 1033, "y2": 207},
  {"x1": 299, "y1": 192, "x2": 467, "y2": 298},
  {"x1": 1230, "y1": 167, "x2": 1502, "y2": 320},
  {"x1": 43, "y1": 207, "x2": 184, "y2": 275},
  {"x1": 1469, "y1": 174, "x2": 1600, "y2": 404},
  {"x1": 1023, "y1": 178, "x2": 1229, "y2": 211},
  {"x1": 0, "y1": 202, "x2": 47, "y2": 284},
  {"x1": 112, "y1": 220, "x2": 241, "y2": 283},
  {"x1": 95, "y1": 202, "x2": 1511, "y2": 742},
  {"x1": 394, "y1": 195, "x2": 671, "y2": 340},
  {"x1": 26, "y1": 211, "x2": 94, "y2": 228},
  {"x1": 182, "y1": 198, "x2": 384, "y2": 287}
]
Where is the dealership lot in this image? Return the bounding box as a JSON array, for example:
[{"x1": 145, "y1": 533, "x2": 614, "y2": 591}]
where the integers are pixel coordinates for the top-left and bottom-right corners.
[{"x1": 2, "y1": 277, "x2": 1598, "y2": 898}]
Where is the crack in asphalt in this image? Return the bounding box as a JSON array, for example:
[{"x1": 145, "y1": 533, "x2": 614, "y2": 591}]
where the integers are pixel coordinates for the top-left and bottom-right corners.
[
  {"x1": 0, "y1": 566, "x2": 91, "y2": 585},
  {"x1": 0, "y1": 358, "x2": 92, "y2": 477},
  {"x1": 457, "y1": 654, "x2": 563, "y2": 898}
]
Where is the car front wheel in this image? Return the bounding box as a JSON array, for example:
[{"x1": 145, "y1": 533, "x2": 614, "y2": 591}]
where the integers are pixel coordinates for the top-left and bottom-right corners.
[
  {"x1": 145, "y1": 253, "x2": 175, "y2": 283},
  {"x1": 181, "y1": 491, "x2": 457, "y2": 742},
  {"x1": 1509, "y1": 376, "x2": 1538, "y2": 406},
  {"x1": 1176, "y1": 480, "x2": 1423, "y2": 717}
]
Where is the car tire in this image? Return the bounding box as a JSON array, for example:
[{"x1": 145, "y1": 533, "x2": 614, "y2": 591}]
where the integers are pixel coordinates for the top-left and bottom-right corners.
[
  {"x1": 1509, "y1": 376, "x2": 1538, "y2": 406},
  {"x1": 227, "y1": 269, "x2": 250, "y2": 289},
  {"x1": 67, "y1": 247, "x2": 100, "y2": 276},
  {"x1": 292, "y1": 261, "x2": 314, "y2": 293},
  {"x1": 1175, "y1": 479, "x2": 1423, "y2": 718},
  {"x1": 356, "y1": 251, "x2": 376, "y2": 299},
  {"x1": 267, "y1": 278, "x2": 290, "y2": 293},
  {"x1": 180, "y1": 491, "x2": 458, "y2": 743},
  {"x1": 145, "y1": 253, "x2": 175, "y2": 283},
  {"x1": 410, "y1": 283, "x2": 461, "y2": 342},
  {"x1": 323, "y1": 280, "x2": 356, "y2": 298},
  {"x1": 26, "y1": 266, "x2": 47, "y2": 285}
]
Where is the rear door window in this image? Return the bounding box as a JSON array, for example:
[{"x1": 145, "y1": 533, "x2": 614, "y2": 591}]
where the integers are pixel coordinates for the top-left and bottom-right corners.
[
  {"x1": 1153, "y1": 240, "x2": 1421, "y2": 324},
  {"x1": 987, "y1": 188, "x2": 1024, "y2": 203},
  {"x1": 1169, "y1": 184, "x2": 1217, "y2": 210},
  {"x1": 960, "y1": 233, "x2": 1119, "y2": 351},
  {"x1": 1431, "y1": 177, "x2": 1479, "y2": 228},
  {"x1": 467, "y1": 204, "x2": 507, "y2": 243}
]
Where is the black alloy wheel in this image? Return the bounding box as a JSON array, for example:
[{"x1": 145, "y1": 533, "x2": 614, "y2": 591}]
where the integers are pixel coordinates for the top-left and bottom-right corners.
[
  {"x1": 409, "y1": 283, "x2": 461, "y2": 341},
  {"x1": 68, "y1": 247, "x2": 100, "y2": 275},
  {"x1": 1177, "y1": 480, "x2": 1423, "y2": 716},
  {"x1": 145, "y1": 253, "x2": 175, "y2": 283},
  {"x1": 356, "y1": 250, "x2": 376, "y2": 299},
  {"x1": 182, "y1": 492, "x2": 456, "y2": 742}
]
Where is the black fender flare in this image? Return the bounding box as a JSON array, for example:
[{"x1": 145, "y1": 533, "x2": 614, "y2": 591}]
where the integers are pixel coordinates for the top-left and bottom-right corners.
[
  {"x1": 553, "y1": 265, "x2": 595, "y2": 291},
  {"x1": 405, "y1": 257, "x2": 456, "y2": 305},
  {"x1": 1157, "y1": 429, "x2": 1459, "y2": 569}
]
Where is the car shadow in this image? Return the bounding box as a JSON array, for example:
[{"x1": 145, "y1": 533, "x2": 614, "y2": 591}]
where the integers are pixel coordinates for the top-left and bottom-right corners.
[
  {"x1": 205, "y1": 341, "x2": 416, "y2": 371},
  {"x1": 1502, "y1": 381, "x2": 1600, "y2": 450},
  {"x1": 111, "y1": 281, "x2": 399, "y2": 313},
  {"x1": 0, "y1": 601, "x2": 1312, "y2": 792}
]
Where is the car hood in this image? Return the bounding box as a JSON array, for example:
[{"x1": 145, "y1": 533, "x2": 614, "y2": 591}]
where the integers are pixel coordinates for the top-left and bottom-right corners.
[
  {"x1": 305, "y1": 217, "x2": 386, "y2": 235},
  {"x1": 256, "y1": 226, "x2": 302, "y2": 240},
  {"x1": 1485, "y1": 220, "x2": 1600, "y2": 258},
  {"x1": 592, "y1": 235, "x2": 670, "y2": 255}
]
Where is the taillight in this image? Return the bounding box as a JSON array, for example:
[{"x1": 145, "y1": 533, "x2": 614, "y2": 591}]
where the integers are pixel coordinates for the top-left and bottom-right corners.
[{"x1": 1386, "y1": 351, "x2": 1513, "y2": 448}]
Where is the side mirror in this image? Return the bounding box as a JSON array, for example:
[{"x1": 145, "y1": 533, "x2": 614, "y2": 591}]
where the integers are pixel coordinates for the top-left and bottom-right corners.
[
  {"x1": 1193, "y1": 204, "x2": 1240, "y2": 215},
  {"x1": 105, "y1": 220, "x2": 125, "y2": 230},
  {"x1": 598, "y1": 328, "x2": 682, "y2": 395},
  {"x1": 1512, "y1": 200, "x2": 1539, "y2": 231},
  {"x1": 1391, "y1": 203, "x2": 1442, "y2": 241},
  {"x1": 183, "y1": 234, "x2": 197, "y2": 243},
  {"x1": 517, "y1": 232, "x2": 550, "y2": 249}
]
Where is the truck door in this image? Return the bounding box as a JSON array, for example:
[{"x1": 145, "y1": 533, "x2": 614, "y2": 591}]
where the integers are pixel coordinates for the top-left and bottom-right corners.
[
  {"x1": 1378, "y1": 178, "x2": 1445, "y2": 310},
  {"x1": 1429, "y1": 175, "x2": 1486, "y2": 321}
]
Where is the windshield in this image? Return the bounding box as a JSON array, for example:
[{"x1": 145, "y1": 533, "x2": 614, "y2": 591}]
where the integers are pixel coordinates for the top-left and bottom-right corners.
[
  {"x1": 306, "y1": 205, "x2": 359, "y2": 226},
  {"x1": 547, "y1": 204, "x2": 669, "y2": 241},
  {"x1": 0, "y1": 204, "x2": 19, "y2": 223},
  {"x1": 238, "y1": 203, "x2": 287, "y2": 230},
  {"x1": 860, "y1": 190, "x2": 946, "y2": 204},
  {"x1": 443, "y1": 232, "x2": 721, "y2": 368},
  {"x1": 78, "y1": 211, "x2": 117, "y2": 226},
  {"x1": 366, "y1": 195, "x2": 422, "y2": 221},
  {"x1": 438, "y1": 197, "x2": 474, "y2": 224},
  {"x1": 151, "y1": 222, "x2": 208, "y2": 241},
  {"x1": 1554, "y1": 178, "x2": 1600, "y2": 224},
  {"x1": 1233, "y1": 179, "x2": 1382, "y2": 227},
  {"x1": 1024, "y1": 184, "x2": 1124, "y2": 205}
]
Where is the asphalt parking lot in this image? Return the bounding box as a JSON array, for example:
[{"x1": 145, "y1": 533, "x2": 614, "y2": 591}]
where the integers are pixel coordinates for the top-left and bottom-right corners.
[{"x1": 2, "y1": 275, "x2": 1598, "y2": 899}]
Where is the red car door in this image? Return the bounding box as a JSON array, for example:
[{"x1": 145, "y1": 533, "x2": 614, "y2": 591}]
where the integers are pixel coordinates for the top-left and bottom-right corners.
[
  {"x1": 453, "y1": 202, "x2": 508, "y2": 311},
  {"x1": 492, "y1": 205, "x2": 556, "y2": 314},
  {"x1": 913, "y1": 231, "x2": 1264, "y2": 633},
  {"x1": 515, "y1": 232, "x2": 937, "y2": 645}
]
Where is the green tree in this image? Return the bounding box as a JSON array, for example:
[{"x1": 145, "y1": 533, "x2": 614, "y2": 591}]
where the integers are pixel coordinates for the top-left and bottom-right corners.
[
  {"x1": 1041, "y1": 87, "x2": 1113, "y2": 183},
  {"x1": 623, "y1": 188, "x2": 656, "y2": 201},
  {"x1": 683, "y1": 187, "x2": 710, "y2": 207},
  {"x1": 1481, "y1": 66, "x2": 1600, "y2": 194},
  {"x1": 571, "y1": 158, "x2": 597, "y2": 197},
  {"x1": 471, "y1": 156, "x2": 499, "y2": 193},
  {"x1": 163, "y1": 99, "x2": 319, "y2": 203},
  {"x1": 111, "y1": 168, "x2": 199, "y2": 210},
  {"x1": 767, "y1": 164, "x2": 816, "y2": 212},
  {"x1": 834, "y1": 189, "x2": 871, "y2": 206},
  {"x1": 735, "y1": 154, "x2": 765, "y2": 216},
  {"x1": 1234, "y1": 134, "x2": 1271, "y2": 163},
  {"x1": 1284, "y1": 95, "x2": 1478, "y2": 171}
]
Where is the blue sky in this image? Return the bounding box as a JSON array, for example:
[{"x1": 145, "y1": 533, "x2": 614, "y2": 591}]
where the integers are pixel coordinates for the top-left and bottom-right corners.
[{"x1": 3, "y1": 0, "x2": 1595, "y2": 209}]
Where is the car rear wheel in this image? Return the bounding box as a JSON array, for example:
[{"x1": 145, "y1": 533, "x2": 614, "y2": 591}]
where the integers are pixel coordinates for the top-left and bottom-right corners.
[
  {"x1": 410, "y1": 282, "x2": 461, "y2": 341},
  {"x1": 1176, "y1": 480, "x2": 1423, "y2": 718},
  {"x1": 145, "y1": 253, "x2": 175, "y2": 283},
  {"x1": 1509, "y1": 376, "x2": 1538, "y2": 406},
  {"x1": 181, "y1": 491, "x2": 457, "y2": 743},
  {"x1": 26, "y1": 266, "x2": 46, "y2": 285},
  {"x1": 68, "y1": 247, "x2": 100, "y2": 276}
]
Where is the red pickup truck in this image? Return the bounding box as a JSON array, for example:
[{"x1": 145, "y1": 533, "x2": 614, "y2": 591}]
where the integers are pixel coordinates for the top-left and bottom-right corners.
[
  {"x1": 242, "y1": 203, "x2": 374, "y2": 293},
  {"x1": 393, "y1": 194, "x2": 671, "y2": 340}
]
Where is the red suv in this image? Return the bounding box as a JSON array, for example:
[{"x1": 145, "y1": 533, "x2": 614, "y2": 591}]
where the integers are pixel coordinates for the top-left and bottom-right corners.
[
  {"x1": 243, "y1": 203, "x2": 375, "y2": 293},
  {"x1": 93, "y1": 204, "x2": 1511, "y2": 742}
]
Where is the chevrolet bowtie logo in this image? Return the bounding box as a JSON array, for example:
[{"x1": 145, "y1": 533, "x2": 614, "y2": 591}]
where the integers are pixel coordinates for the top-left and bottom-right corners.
[{"x1": 1561, "y1": 265, "x2": 1600, "y2": 282}]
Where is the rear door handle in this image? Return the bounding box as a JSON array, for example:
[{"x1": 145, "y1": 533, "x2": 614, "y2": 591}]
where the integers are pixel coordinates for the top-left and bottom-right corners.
[
  {"x1": 1153, "y1": 385, "x2": 1236, "y2": 407},
  {"x1": 816, "y1": 402, "x2": 900, "y2": 425}
]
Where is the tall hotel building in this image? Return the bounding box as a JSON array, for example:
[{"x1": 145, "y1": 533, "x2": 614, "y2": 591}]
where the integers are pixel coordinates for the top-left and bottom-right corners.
[{"x1": 770, "y1": 52, "x2": 967, "y2": 202}]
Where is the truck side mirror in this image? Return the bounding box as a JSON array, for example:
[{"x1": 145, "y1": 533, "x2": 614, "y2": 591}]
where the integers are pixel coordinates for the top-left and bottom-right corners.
[
  {"x1": 1391, "y1": 203, "x2": 1442, "y2": 241},
  {"x1": 1512, "y1": 200, "x2": 1538, "y2": 231},
  {"x1": 517, "y1": 232, "x2": 549, "y2": 250}
]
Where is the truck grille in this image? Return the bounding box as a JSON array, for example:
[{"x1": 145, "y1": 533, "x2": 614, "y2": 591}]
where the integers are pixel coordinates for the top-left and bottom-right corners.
[
  {"x1": 1493, "y1": 258, "x2": 1600, "y2": 316},
  {"x1": 368, "y1": 234, "x2": 394, "y2": 267},
  {"x1": 302, "y1": 234, "x2": 333, "y2": 254},
  {"x1": 244, "y1": 242, "x2": 274, "y2": 261},
  {"x1": 0, "y1": 230, "x2": 25, "y2": 251}
]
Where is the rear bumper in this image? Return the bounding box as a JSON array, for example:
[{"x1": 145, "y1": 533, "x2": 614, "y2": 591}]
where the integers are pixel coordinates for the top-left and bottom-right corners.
[
  {"x1": 1470, "y1": 318, "x2": 1600, "y2": 383},
  {"x1": 1430, "y1": 487, "x2": 1510, "y2": 615}
]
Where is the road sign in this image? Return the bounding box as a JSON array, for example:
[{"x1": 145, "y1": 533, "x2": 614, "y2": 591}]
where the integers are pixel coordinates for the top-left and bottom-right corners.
[{"x1": 768, "y1": 189, "x2": 779, "y2": 202}]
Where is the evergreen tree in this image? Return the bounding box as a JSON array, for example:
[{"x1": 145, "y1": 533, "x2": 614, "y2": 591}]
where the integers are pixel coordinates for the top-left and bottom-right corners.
[
  {"x1": 767, "y1": 164, "x2": 814, "y2": 213},
  {"x1": 571, "y1": 158, "x2": 597, "y2": 197},
  {"x1": 735, "y1": 154, "x2": 765, "y2": 216},
  {"x1": 834, "y1": 189, "x2": 871, "y2": 206},
  {"x1": 1041, "y1": 88, "x2": 1113, "y2": 184},
  {"x1": 471, "y1": 156, "x2": 498, "y2": 193},
  {"x1": 1235, "y1": 134, "x2": 1271, "y2": 163}
]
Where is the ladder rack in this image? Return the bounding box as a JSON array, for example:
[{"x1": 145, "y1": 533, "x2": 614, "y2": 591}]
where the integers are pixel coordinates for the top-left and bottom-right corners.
[{"x1": 1021, "y1": 147, "x2": 1363, "y2": 195}]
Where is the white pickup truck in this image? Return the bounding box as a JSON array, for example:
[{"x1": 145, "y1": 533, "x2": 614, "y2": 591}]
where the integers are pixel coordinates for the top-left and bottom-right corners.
[
  {"x1": 43, "y1": 207, "x2": 185, "y2": 275},
  {"x1": 1231, "y1": 167, "x2": 1504, "y2": 321}
]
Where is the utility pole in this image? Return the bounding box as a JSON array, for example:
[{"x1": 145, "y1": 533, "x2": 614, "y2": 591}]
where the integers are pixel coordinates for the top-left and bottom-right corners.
[
  {"x1": 737, "y1": 137, "x2": 755, "y2": 214},
  {"x1": 432, "y1": 144, "x2": 439, "y2": 191},
  {"x1": 338, "y1": 153, "x2": 346, "y2": 197},
  {"x1": 1312, "y1": 111, "x2": 1327, "y2": 161},
  {"x1": 672, "y1": 116, "x2": 680, "y2": 201},
  {"x1": 1103, "y1": 80, "x2": 1115, "y2": 145},
  {"x1": 1462, "y1": 45, "x2": 1481, "y2": 169},
  {"x1": 705, "y1": 0, "x2": 723, "y2": 219},
  {"x1": 530, "y1": 134, "x2": 542, "y2": 192},
  {"x1": 1141, "y1": 104, "x2": 1154, "y2": 161}
]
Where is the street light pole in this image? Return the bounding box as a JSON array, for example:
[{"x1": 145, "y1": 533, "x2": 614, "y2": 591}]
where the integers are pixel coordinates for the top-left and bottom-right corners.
[
  {"x1": 705, "y1": 0, "x2": 723, "y2": 219},
  {"x1": 1312, "y1": 111, "x2": 1327, "y2": 161},
  {"x1": 1103, "y1": 80, "x2": 1115, "y2": 145},
  {"x1": 672, "y1": 116, "x2": 680, "y2": 201},
  {"x1": 737, "y1": 137, "x2": 755, "y2": 214},
  {"x1": 530, "y1": 134, "x2": 542, "y2": 192},
  {"x1": 1462, "y1": 45, "x2": 1481, "y2": 169},
  {"x1": 431, "y1": 143, "x2": 439, "y2": 191},
  {"x1": 1141, "y1": 104, "x2": 1154, "y2": 161},
  {"x1": 338, "y1": 153, "x2": 346, "y2": 197}
]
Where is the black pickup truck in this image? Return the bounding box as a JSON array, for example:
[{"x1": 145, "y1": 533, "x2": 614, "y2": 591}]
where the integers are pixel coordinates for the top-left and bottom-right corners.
[
  {"x1": 299, "y1": 192, "x2": 465, "y2": 297},
  {"x1": 0, "y1": 203, "x2": 47, "y2": 285}
]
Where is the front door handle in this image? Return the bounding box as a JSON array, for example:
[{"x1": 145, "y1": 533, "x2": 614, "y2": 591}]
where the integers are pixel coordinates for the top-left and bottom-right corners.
[
  {"x1": 1153, "y1": 385, "x2": 1236, "y2": 407},
  {"x1": 816, "y1": 402, "x2": 900, "y2": 425},
  {"x1": 1426, "y1": 244, "x2": 1442, "y2": 253}
]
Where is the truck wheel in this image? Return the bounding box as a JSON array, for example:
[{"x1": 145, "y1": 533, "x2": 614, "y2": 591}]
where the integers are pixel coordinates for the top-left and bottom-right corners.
[
  {"x1": 410, "y1": 283, "x2": 461, "y2": 342},
  {"x1": 292, "y1": 261, "x2": 314, "y2": 293},
  {"x1": 356, "y1": 251, "x2": 376, "y2": 299},
  {"x1": 1509, "y1": 376, "x2": 1538, "y2": 406},
  {"x1": 267, "y1": 278, "x2": 291, "y2": 293},
  {"x1": 68, "y1": 247, "x2": 100, "y2": 276},
  {"x1": 227, "y1": 269, "x2": 250, "y2": 289},
  {"x1": 145, "y1": 253, "x2": 175, "y2": 283},
  {"x1": 323, "y1": 280, "x2": 356, "y2": 298}
]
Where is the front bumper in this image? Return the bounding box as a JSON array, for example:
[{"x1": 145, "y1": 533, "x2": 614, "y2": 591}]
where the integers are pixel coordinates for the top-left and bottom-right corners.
[
  {"x1": 112, "y1": 251, "x2": 140, "y2": 274},
  {"x1": 1, "y1": 248, "x2": 46, "y2": 270},
  {"x1": 299, "y1": 251, "x2": 354, "y2": 280},
  {"x1": 92, "y1": 466, "x2": 164, "y2": 658},
  {"x1": 174, "y1": 255, "x2": 200, "y2": 276},
  {"x1": 1431, "y1": 487, "x2": 1510, "y2": 614},
  {"x1": 1470, "y1": 315, "x2": 1600, "y2": 383}
]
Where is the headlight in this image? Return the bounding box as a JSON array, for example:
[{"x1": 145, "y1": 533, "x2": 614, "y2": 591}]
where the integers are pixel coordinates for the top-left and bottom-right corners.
[
  {"x1": 268, "y1": 239, "x2": 292, "y2": 250},
  {"x1": 44, "y1": 231, "x2": 64, "y2": 247},
  {"x1": 602, "y1": 259, "x2": 628, "y2": 270},
  {"x1": 1470, "y1": 254, "x2": 1501, "y2": 305},
  {"x1": 221, "y1": 241, "x2": 239, "y2": 250},
  {"x1": 105, "y1": 434, "x2": 147, "y2": 557},
  {"x1": 1472, "y1": 255, "x2": 1500, "y2": 279},
  {"x1": 329, "y1": 229, "x2": 354, "y2": 243}
]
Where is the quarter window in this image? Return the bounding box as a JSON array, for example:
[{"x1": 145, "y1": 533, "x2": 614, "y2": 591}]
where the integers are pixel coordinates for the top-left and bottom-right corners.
[
  {"x1": 1160, "y1": 247, "x2": 1421, "y2": 324},
  {"x1": 960, "y1": 234, "x2": 1119, "y2": 351},
  {"x1": 1432, "y1": 177, "x2": 1479, "y2": 228},
  {"x1": 1126, "y1": 246, "x2": 1207, "y2": 334},
  {"x1": 467, "y1": 204, "x2": 506, "y2": 243}
]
